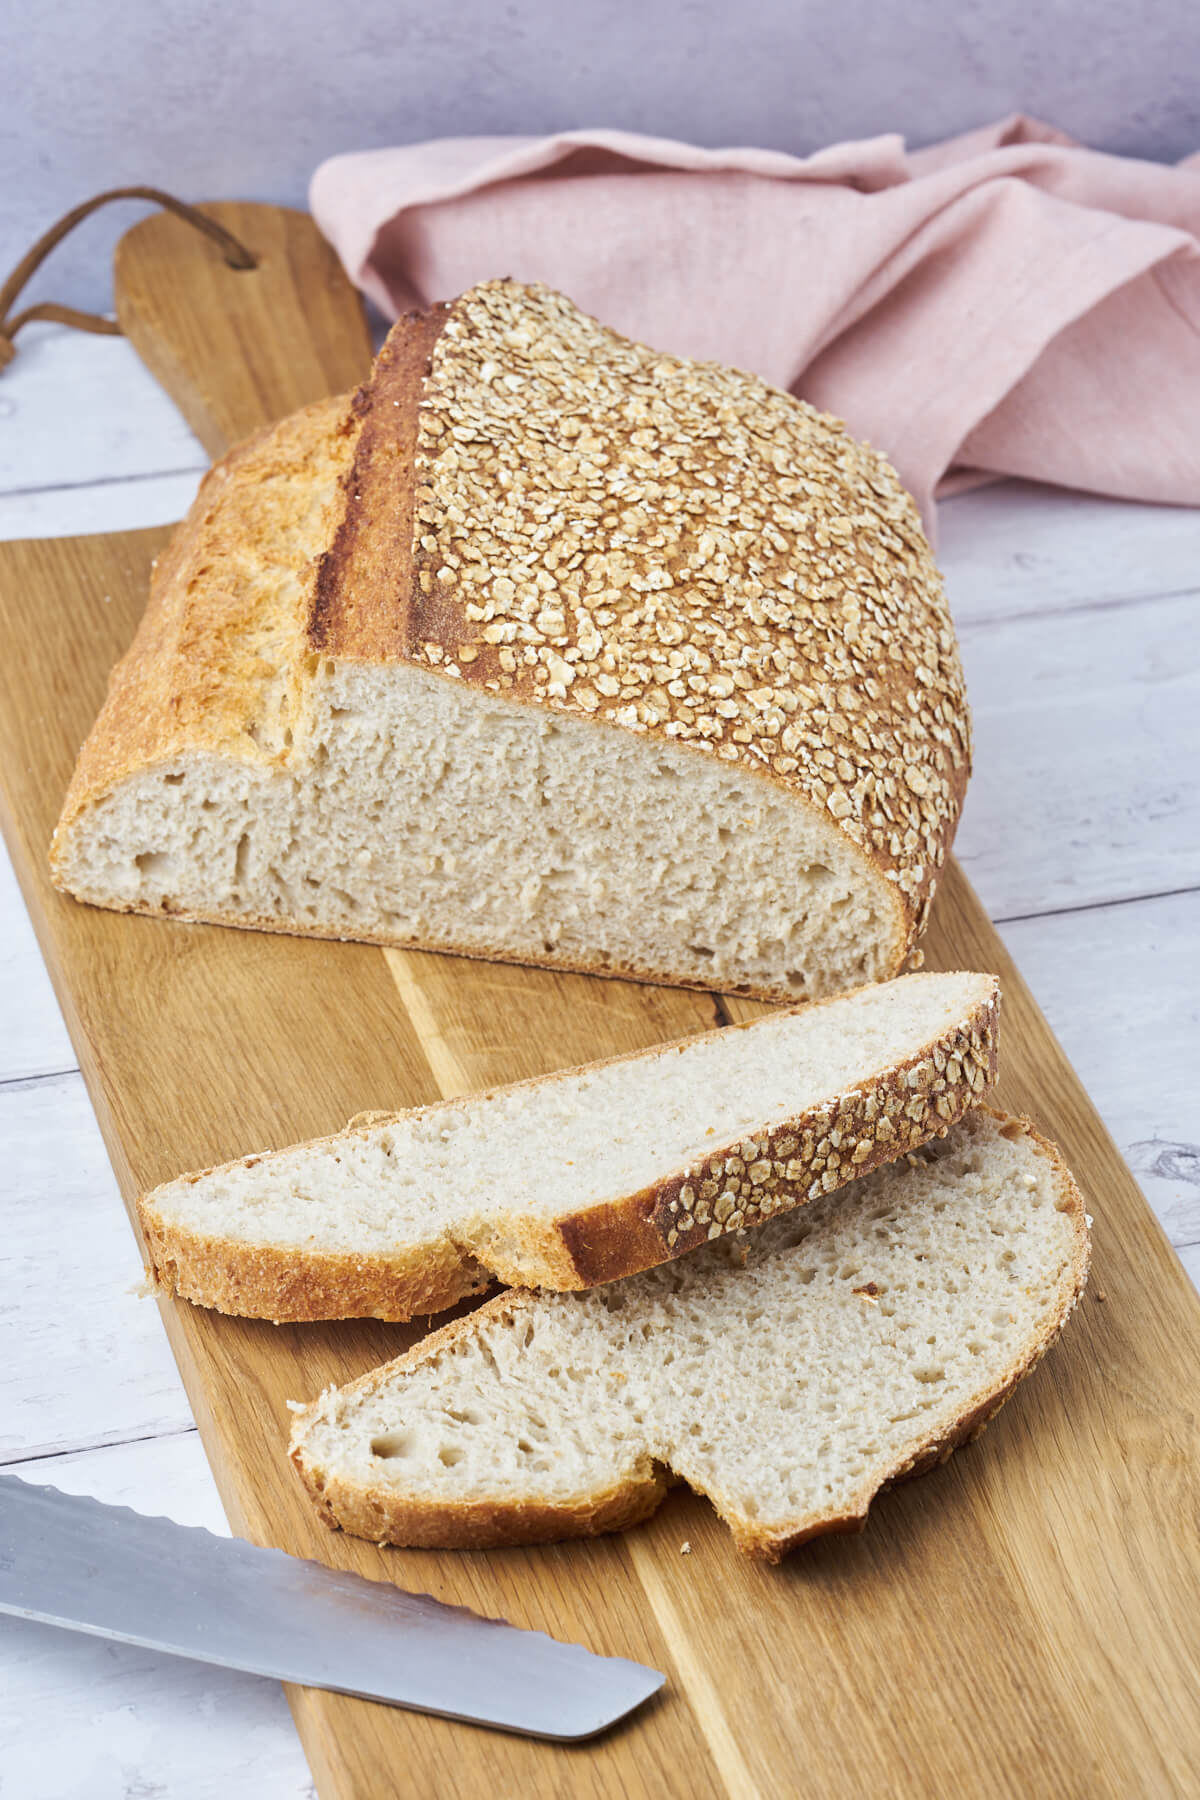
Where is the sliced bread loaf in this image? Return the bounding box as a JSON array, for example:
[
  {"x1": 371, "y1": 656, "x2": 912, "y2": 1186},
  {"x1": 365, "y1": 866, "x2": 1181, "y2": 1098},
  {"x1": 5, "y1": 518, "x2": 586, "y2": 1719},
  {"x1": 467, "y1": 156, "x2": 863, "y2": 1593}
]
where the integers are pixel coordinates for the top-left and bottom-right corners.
[
  {"x1": 139, "y1": 969, "x2": 998, "y2": 1322},
  {"x1": 289, "y1": 1109, "x2": 1089, "y2": 1561},
  {"x1": 51, "y1": 280, "x2": 970, "y2": 1004}
]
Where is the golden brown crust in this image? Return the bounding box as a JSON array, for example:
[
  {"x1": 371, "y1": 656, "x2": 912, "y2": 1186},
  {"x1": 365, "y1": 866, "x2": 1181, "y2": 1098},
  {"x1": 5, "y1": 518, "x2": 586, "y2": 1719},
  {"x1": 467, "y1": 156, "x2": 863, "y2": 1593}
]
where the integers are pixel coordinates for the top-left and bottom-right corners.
[
  {"x1": 290, "y1": 1292, "x2": 668, "y2": 1546},
  {"x1": 689, "y1": 1110, "x2": 1091, "y2": 1561},
  {"x1": 560, "y1": 983, "x2": 997, "y2": 1284},
  {"x1": 137, "y1": 1204, "x2": 493, "y2": 1324},
  {"x1": 299, "y1": 1463, "x2": 668, "y2": 1550},
  {"x1": 309, "y1": 306, "x2": 450, "y2": 659},
  {"x1": 50, "y1": 393, "x2": 359, "y2": 874},
  {"x1": 289, "y1": 1111, "x2": 1091, "y2": 1561},
  {"x1": 54, "y1": 280, "x2": 968, "y2": 980},
  {"x1": 140, "y1": 973, "x2": 998, "y2": 1321},
  {"x1": 728, "y1": 1373, "x2": 1026, "y2": 1562}
]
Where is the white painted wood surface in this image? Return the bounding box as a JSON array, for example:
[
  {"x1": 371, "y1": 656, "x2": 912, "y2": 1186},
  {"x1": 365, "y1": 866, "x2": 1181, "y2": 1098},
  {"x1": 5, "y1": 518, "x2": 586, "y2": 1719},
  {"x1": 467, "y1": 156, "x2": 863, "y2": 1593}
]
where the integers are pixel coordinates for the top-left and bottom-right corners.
[{"x1": 0, "y1": 322, "x2": 1196, "y2": 1795}]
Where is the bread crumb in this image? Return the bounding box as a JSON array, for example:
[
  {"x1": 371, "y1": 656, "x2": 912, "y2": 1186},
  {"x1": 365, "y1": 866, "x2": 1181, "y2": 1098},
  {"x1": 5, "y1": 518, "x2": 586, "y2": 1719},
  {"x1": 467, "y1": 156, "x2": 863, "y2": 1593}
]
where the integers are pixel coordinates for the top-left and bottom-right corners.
[{"x1": 286, "y1": 1109, "x2": 1086, "y2": 1559}]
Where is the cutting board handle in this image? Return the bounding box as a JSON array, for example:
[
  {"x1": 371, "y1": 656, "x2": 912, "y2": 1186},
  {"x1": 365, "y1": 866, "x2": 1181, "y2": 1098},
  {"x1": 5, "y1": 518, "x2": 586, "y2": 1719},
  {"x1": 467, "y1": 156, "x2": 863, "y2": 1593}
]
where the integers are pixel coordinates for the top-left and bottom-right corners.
[
  {"x1": 113, "y1": 200, "x2": 374, "y2": 458},
  {"x1": 0, "y1": 186, "x2": 259, "y2": 371}
]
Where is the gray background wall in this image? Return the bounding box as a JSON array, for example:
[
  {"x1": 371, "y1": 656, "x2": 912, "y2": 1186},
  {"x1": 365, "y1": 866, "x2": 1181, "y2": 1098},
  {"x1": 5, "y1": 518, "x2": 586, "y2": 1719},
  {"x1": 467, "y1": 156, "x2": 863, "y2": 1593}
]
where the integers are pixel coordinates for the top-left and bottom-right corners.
[{"x1": 3, "y1": 0, "x2": 1199, "y2": 315}]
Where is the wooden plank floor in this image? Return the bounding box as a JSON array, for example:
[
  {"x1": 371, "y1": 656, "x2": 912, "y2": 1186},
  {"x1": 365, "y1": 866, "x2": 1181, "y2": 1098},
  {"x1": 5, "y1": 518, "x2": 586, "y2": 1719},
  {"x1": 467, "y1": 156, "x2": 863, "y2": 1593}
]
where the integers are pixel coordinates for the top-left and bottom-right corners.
[{"x1": 0, "y1": 289, "x2": 1198, "y2": 1790}]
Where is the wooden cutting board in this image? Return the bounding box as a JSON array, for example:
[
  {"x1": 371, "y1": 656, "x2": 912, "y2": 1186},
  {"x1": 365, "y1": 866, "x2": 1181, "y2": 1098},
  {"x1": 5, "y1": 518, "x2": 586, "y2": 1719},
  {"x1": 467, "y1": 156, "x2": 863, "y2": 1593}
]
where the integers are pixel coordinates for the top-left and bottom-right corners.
[{"x1": 1, "y1": 202, "x2": 1197, "y2": 1800}]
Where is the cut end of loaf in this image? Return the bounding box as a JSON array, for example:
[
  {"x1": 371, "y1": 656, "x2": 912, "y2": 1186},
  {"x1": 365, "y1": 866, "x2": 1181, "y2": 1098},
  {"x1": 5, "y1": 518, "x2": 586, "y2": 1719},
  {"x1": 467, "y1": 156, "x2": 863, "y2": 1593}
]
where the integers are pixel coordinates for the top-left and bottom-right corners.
[
  {"x1": 51, "y1": 279, "x2": 969, "y2": 997},
  {"x1": 52, "y1": 655, "x2": 910, "y2": 1003},
  {"x1": 136, "y1": 970, "x2": 999, "y2": 1321},
  {"x1": 287, "y1": 1109, "x2": 1089, "y2": 1560}
]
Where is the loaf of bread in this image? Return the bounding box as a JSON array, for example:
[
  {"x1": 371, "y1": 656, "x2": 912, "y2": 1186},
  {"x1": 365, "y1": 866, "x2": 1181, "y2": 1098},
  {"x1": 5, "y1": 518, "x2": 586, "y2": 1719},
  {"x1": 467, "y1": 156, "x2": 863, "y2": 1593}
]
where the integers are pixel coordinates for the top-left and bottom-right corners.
[
  {"x1": 288, "y1": 1109, "x2": 1088, "y2": 1560},
  {"x1": 52, "y1": 280, "x2": 970, "y2": 1003},
  {"x1": 139, "y1": 970, "x2": 997, "y2": 1322}
]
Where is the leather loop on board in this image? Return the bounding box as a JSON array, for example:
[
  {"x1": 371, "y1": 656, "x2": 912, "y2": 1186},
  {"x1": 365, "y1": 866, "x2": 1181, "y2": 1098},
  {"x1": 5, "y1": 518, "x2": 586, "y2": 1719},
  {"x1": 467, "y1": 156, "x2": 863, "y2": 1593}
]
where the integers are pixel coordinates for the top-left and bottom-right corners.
[{"x1": 0, "y1": 187, "x2": 257, "y2": 370}]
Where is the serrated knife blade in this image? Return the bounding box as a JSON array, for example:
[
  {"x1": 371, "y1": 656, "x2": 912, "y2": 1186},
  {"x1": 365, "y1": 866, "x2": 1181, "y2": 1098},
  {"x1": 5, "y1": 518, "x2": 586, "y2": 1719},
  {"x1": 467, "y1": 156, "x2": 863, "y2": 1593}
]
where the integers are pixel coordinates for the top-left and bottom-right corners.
[{"x1": 0, "y1": 1473, "x2": 664, "y2": 1740}]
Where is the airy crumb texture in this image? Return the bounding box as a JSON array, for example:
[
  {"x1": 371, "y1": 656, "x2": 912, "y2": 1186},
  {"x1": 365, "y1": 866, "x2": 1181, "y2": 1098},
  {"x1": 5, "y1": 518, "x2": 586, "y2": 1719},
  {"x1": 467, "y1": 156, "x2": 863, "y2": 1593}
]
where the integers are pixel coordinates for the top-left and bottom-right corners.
[
  {"x1": 51, "y1": 280, "x2": 970, "y2": 1002},
  {"x1": 138, "y1": 971, "x2": 998, "y2": 1321},
  {"x1": 289, "y1": 1110, "x2": 1089, "y2": 1561},
  {"x1": 402, "y1": 282, "x2": 970, "y2": 930}
]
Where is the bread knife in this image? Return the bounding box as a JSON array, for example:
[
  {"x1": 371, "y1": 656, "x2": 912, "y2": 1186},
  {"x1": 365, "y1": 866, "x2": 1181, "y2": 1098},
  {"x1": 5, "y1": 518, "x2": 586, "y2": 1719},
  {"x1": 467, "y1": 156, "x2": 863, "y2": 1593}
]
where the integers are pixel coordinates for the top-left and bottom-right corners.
[{"x1": 0, "y1": 1472, "x2": 663, "y2": 1739}]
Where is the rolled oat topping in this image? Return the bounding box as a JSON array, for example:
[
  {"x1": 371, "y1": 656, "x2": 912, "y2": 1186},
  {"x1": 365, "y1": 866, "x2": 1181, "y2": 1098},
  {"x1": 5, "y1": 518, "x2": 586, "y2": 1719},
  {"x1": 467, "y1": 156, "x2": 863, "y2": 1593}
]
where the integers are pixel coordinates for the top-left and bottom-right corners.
[{"x1": 409, "y1": 282, "x2": 970, "y2": 920}]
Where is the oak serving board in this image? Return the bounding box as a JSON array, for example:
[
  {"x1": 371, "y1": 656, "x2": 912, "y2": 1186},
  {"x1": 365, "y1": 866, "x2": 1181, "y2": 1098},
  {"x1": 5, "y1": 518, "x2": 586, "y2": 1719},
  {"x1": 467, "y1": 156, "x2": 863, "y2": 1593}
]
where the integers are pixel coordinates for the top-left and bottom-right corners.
[{"x1": 1, "y1": 203, "x2": 1197, "y2": 1799}]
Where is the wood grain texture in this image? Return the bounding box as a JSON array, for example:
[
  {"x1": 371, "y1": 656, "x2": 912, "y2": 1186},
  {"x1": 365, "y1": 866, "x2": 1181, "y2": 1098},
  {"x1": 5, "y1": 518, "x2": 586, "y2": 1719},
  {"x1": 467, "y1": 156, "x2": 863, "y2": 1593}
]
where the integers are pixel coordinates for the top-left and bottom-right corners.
[
  {"x1": 0, "y1": 207, "x2": 1196, "y2": 1797},
  {"x1": 0, "y1": 317, "x2": 207, "y2": 495},
  {"x1": 0, "y1": 467, "x2": 203, "y2": 541},
  {"x1": 114, "y1": 201, "x2": 373, "y2": 457},
  {"x1": 954, "y1": 588, "x2": 1200, "y2": 918},
  {"x1": 1001, "y1": 891, "x2": 1200, "y2": 1244},
  {"x1": 0, "y1": 843, "x2": 75, "y2": 1080},
  {"x1": 938, "y1": 477, "x2": 1200, "y2": 627},
  {"x1": 0, "y1": 1070, "x2": 193, "y2": 1460}
]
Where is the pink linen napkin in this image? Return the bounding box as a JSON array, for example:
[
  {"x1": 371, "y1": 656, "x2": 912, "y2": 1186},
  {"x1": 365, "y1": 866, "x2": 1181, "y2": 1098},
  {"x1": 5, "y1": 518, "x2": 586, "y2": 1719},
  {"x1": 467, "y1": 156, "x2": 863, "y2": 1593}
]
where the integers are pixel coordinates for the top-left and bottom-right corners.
[{"x1": 310, "y1": 116, "x2": 1200, "y2": 528}]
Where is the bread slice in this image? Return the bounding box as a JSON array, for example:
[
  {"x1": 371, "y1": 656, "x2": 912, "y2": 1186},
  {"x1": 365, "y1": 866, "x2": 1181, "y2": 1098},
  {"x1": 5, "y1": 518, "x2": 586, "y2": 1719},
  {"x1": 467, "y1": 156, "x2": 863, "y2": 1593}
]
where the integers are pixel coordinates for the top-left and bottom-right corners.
[
  {"x1": 139, "y1": 969, "x2": 997, "y2": 1323},
  {"x1": 51, "y1": 279, "x2": 970, "y2": 1005},
  {"x1": 289, "y1": 1109, "x2": 1088, "y2": 1561}
]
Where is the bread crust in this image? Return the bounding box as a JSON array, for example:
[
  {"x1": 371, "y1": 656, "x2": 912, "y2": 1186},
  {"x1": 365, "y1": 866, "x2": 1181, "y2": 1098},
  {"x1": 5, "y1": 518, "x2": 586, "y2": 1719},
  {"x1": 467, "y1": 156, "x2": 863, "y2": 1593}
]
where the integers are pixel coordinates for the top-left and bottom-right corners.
[
  {"x1": 139, "y1": 972, "x2": 998, "y2": 1321},
  {"x1": 293, "y1": 1292, "x2": 672, "y2": 1548},
  {"x1": 288, "y1": 1111, "x2": 1090, "y2": 1559},
  {"x1": 309, "y1": 305, "x2": 450, "y2": 660},
  {"x1": 726, "y1": 1333, "x2": 1063, "y2": 1562},
  {"x1": 310, "y1": 284, "x2": 968, "y2": 951},
  {"x1": 50, "y1": 393, "x2": 360, "y2": 869},
  {"x1": 53, "y1": 282, "x2": 970, "y2": 989},
  {"x1": 137, "y1": 1211, "x2": 494, "y2": 1324}
]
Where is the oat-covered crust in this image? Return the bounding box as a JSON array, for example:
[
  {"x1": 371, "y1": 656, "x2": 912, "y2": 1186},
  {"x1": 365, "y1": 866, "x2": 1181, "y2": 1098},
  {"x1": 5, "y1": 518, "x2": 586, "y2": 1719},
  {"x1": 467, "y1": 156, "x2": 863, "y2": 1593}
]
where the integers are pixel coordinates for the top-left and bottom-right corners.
[
  {"x1": 316, "y1": 281, "x2": 971, "y2": 934},
  {"x1": 139, "y1": 972, "x2": 999, "y2": 1322},
  {"x1": 566, "y1": 977, "x2": 998, "y2": 1281}
]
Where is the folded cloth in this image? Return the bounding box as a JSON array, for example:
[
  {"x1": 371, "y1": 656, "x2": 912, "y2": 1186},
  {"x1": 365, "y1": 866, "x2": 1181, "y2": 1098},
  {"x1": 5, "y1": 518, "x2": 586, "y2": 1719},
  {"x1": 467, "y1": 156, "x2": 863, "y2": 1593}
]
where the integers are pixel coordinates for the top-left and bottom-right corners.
[{"x1": 311, "y1": 116, "x2": 1200, "y2": 528}]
